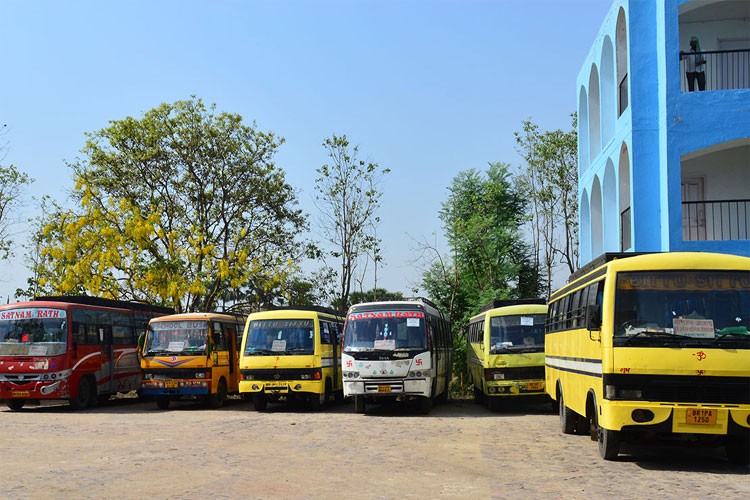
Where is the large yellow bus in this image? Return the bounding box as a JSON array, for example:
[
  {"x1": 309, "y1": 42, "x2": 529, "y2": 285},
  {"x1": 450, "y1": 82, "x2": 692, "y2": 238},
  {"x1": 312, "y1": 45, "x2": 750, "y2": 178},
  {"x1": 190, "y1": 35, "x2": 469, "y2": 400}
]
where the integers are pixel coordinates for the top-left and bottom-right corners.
[
  {"x1": 467, "y1": 299, "x2": 547, "y2": 411},
  {"x1": 545, "y1": 252, "x2": 750, "y2": 463},
  {"x1": 140, "y1": 312, "x2": 245, "y2": 410},
  {"x1": 239, "y1": 307, "x2": 344, "y2": 411}
]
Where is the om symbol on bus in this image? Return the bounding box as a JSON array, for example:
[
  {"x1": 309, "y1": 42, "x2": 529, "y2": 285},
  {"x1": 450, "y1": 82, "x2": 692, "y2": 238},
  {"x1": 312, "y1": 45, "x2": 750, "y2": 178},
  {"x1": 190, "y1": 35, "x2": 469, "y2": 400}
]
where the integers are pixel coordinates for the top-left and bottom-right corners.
[{"x1": 693, "y1": 351, "x2": 707, "y2": 361}]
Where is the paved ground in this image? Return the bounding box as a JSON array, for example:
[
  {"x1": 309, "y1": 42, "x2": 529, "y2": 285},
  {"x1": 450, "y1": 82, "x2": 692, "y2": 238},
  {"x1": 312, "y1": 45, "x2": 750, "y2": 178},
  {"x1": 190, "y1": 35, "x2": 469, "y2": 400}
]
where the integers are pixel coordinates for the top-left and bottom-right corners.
[{"x1": 1, "y1": 396, "x2": 748, "y2": 499}]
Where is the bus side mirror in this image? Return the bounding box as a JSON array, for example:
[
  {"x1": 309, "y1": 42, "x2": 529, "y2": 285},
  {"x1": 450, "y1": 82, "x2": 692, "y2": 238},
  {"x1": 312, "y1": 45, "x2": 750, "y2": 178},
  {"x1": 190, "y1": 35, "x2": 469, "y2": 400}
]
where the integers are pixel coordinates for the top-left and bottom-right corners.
[{"x1": 586, "y1": 304, "x2": 601, "y2": 331}]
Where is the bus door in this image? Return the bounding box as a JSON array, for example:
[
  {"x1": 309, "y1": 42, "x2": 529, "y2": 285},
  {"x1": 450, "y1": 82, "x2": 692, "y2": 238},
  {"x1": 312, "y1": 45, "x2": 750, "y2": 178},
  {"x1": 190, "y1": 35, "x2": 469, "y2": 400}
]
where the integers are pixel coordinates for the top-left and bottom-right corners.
[
  {"x1": 212, "y1": 322, "x2": 229, "y2": 368},
  {"x1": 98, "y1": 324, "x2": 114, "y2": 395}
]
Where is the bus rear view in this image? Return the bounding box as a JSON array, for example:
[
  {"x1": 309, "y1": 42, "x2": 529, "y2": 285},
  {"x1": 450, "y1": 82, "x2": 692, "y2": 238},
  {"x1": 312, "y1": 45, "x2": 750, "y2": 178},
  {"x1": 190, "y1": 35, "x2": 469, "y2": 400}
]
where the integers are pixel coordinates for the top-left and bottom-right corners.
[{"x1": 341, "y1": 299, "x2": 451, "y2": 414}]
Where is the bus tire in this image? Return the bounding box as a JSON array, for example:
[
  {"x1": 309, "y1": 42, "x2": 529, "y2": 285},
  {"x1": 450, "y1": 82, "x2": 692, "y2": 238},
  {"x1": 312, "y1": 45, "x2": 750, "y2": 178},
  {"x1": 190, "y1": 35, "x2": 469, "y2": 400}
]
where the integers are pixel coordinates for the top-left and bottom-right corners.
[
  {"x1": 6, "y1": 399, "x2": 25, "y2": 411},
  {"x1": 354, "y1": 395, "x2": 366, "y2": 414},
  {"x1": 558, "y1": 391, "x2": 577, "y2": 435},
  {"x1": 726, "y1": 437, "x2": 750, "y2": 466},
  {"x1": 252, "y1": 393, "x2": 268, "y2": 411},
  {"x1": 598, "y1": 427, "x2": 621, "y2": 460},
  {"x1": 156, "y1": 396, "x2": 171, "y2": 410},
  {"x1": 416, "y1": 396, "x2": 432, "y2": 415},
  {"x1": 209, "y1": 379, "x2": 228, "y2": 409},
  {"x1": 473, "y1": 385, "x2": 483, "y2": 404},
  {"x1": 69, "y1": 375, "x2": 95, "y2": 410}
]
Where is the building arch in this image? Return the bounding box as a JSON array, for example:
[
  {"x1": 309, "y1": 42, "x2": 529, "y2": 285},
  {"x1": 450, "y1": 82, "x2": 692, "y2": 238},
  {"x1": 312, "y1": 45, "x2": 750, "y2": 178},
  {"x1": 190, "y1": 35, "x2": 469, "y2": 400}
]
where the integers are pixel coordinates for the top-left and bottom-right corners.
[
  {"x1": 580, "y1": 190, "x2": 591, "y2": 264},
  {"x1": 588, "y1": 65, "x2": 601, "y2": 161},
  {"x1": 601, "y1": 36, "x2": 615, "y2": 145},
  {"x1": 616, "y1": 7, "x2": 628, "y2": 116},
  {"x1": 603, "y1": 159, "x2": 618, "y2": 251},
  {"x1": 579, "y1": 86, "x2": 590, "y2": 173},
  {"x1": 591, "y1": 176, "x2": 603, "y2": 258},
  {"x1": 618, "y1": 142, "x2": 632, "y2": 250}
]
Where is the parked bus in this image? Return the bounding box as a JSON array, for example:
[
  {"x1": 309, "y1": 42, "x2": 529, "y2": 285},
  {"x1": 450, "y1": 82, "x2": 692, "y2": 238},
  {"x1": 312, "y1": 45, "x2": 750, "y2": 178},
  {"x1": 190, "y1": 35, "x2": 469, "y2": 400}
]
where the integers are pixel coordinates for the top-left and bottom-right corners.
[
  {"x1": 545, "y1": 252, "x2": 750, "y2": 463},
  {"x1": 239, "y1": 307, "x2": 344, "y2": 411},
  {"x1": 0, "y1": 296, "x2": 172, "y2": 410},
  {"x1": 342, "y1": 298, "x2": 452, "y2": 414},
  {"x1": 467, "y1": 299, "x2": 547, "y2": 410},
  {"x1": 140, "y1": 312, "x2": 245, "y2": 409}
]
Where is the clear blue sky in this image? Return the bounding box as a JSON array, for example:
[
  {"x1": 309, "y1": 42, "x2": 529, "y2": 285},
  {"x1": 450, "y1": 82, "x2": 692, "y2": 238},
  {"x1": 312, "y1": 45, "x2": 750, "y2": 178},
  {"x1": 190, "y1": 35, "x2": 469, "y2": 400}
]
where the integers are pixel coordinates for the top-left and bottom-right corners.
[{"x1": 1, "y1": 0, "x2": 611, "y2": 301}]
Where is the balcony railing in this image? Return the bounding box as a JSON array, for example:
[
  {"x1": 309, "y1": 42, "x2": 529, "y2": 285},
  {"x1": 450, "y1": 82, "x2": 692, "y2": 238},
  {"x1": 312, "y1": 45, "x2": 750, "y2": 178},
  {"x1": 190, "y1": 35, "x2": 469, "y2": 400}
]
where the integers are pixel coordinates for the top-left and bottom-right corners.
[
  {"x1": 682, "y1": 199, "x2": 750, "y2": 241},
  {"x1": 679, "y1": 49, "x2": 750, "y2": 92}
]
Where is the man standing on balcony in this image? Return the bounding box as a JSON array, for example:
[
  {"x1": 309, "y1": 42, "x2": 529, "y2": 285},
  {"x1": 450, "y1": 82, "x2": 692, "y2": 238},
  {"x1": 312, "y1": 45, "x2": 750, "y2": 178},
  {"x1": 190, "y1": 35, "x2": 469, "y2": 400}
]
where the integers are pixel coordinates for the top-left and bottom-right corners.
[{"x1": 681, "y1": 36, "x2": 706, "y2": 91}]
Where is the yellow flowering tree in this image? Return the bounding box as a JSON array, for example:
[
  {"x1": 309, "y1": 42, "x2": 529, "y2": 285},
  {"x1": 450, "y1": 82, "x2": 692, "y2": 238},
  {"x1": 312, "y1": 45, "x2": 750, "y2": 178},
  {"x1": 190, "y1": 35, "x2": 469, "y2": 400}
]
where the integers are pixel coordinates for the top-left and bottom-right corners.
[{"x1": 30, "y1": 98, "x2": 308, "y2": 312}]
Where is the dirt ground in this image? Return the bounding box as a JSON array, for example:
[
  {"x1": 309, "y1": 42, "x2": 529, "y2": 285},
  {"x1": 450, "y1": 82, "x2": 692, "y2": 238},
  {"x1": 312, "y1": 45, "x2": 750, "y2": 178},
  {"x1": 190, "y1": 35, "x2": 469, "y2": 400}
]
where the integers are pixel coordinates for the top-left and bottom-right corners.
[{"x1": 1, "y1": 395, "x2": 748, "y2": 499}]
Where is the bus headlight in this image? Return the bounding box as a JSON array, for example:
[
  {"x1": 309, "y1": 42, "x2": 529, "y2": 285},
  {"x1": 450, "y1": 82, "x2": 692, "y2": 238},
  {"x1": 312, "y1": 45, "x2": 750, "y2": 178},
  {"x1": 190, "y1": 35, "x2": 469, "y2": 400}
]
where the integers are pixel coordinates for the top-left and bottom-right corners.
[
  {"x1": 605, "y1": 385, "x2": 642, "y2": 400},
  {"x1": 344, "y1": 371, "x2": 359, "y2": 378},
  {"x1": 195, "y1": 372, "x2": 208, "y2": 379}
]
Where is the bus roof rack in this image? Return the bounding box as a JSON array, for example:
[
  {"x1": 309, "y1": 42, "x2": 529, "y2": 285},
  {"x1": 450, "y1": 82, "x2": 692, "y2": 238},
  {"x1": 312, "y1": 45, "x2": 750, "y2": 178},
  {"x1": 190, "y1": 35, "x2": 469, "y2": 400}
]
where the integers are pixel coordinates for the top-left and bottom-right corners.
[
  {"x1": 569, "y1": 252, "x2": 656, "y2": 282},
  {"x1": 34, "y1": 295, "x2": 174, "y2": 314},
  {"x1": 404, "y1": 296, "x2": 440, "y2": 310},
  {"x1": 479, "y1": 298, "x2": 546, "y2": 313}
]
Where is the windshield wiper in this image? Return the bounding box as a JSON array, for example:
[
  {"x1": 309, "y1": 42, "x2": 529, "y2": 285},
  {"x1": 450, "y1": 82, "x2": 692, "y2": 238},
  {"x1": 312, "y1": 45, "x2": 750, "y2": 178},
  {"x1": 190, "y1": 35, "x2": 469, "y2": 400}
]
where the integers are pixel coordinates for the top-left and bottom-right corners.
[
  {"x1": 245, "y1": 349, "x2": 276, "y2": 355},
  {"x1": 624, "y1": 330, "x2": 693, "y2": 345}
]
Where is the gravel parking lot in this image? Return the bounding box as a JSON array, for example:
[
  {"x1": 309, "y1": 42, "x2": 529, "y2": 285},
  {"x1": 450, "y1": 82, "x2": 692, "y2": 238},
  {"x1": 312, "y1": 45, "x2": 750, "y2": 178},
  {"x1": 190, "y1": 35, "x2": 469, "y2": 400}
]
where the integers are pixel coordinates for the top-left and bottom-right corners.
[{"x1": 2, "y1": 396, "x2": 748, "y2": 499}]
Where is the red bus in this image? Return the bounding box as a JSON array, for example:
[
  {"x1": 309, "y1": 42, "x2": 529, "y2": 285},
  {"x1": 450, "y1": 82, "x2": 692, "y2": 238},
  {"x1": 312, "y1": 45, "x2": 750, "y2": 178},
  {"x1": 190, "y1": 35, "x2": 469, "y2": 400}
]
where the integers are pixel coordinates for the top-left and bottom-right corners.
[{"x1": 0, "y1": 296, "x2": 172, "y2": 410}]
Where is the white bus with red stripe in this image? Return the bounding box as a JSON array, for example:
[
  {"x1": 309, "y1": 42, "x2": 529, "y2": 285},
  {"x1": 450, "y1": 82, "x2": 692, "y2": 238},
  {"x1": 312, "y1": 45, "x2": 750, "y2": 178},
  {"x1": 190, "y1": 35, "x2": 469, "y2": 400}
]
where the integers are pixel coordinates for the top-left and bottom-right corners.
[{"x1": 341, "y1": 298, "x2": 452, "y2": 414}]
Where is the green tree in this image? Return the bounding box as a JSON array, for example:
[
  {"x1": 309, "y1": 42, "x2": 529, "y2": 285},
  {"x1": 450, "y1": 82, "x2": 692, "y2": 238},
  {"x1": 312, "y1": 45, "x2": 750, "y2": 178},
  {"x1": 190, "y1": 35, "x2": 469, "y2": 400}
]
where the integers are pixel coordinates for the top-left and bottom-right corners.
[
  {"x1": 0, "y1": 125, "x2": 33, "y2": 261},
  {"x1": 314, "y1": 134, "x2": 389, "y2": 311},
  {"x1": 30, "y1": 97, "x2": 307, "y2": 311},
  {"x1": 515, "y1": 115, "x2": 578, "y2": 297},
  {"x1": 348, "y1": 288, "x2": 404, "y2": 306},
  {"x1": 421, "y1": 162, "x2": 542, "y2": 394}
]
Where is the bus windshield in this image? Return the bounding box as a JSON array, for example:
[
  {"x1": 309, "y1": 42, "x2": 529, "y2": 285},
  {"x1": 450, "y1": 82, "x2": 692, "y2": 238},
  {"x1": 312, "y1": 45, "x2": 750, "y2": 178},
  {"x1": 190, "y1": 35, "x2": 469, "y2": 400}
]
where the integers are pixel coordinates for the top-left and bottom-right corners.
[
  {"x1": 613, "y1": 270, "x2": 749, "y2": 345},
  {"x1": 245, "y1": 319, "x2": 315, "y2": 356},
  {"x1": 0, "y1": 308, "x2": 67, "y2": 356},
  {"x1": 146, "y1": 320, "x2": 209, "y2": 355},
  {"x1": 343, "y1": 311, "x2": 427, "y2": 352},
  {"x1": 489, "y1": 314, "x2": 546, "y2": 353}
]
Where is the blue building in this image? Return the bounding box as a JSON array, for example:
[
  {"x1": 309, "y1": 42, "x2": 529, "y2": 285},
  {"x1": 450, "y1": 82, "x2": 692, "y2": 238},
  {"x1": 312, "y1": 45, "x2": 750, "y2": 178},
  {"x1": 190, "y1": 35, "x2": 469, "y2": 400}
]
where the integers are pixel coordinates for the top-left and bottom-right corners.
[{"x1": 577, "y1": 0, "x2": 750, "y2": 265}]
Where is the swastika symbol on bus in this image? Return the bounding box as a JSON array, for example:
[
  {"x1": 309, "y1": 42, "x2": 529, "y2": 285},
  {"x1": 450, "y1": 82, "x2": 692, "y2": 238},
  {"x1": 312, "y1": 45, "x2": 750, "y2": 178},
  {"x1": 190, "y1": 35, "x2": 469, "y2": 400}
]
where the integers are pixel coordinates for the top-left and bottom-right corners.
[
  {"x1": 346, "y1": 360, "x2": 352, "y2": 368},
  {"x1": 415, "y1": 359, "x2": 423, "y2": 366}
]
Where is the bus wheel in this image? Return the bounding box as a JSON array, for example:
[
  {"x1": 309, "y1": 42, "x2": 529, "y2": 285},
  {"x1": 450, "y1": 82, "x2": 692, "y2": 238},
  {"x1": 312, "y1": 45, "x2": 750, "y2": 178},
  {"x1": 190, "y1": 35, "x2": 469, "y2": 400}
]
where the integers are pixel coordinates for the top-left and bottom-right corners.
[
  {"x1": 558, "y1": 391, "x2": 577, "y2": 435},
  {"x1": 354, "y1": 395, "x2": 366, "y2": 414},
  {"x1": 416, "y1": 396, "x2": 432, "y2": 415},
  {"x1": 252, "y1": 393, "x2": 268, "y2": 411},
  {"x1": 598, "y1": 426, "x2": 621, "y2": 460},
  {"x1": 726, "y1": 437, "x2": 750, "y2": 466},
  {"x1": 6, "y1": 399, "x2": 25, "y2": 411},
  {"x1": 69, "y1": 376, "x2": 95, "y2": 410},
  {"x1": 473, "y1": 385, "x2": 483, "y2": 404},
  {"x1": 209, "y1": 379, "x2": 228, "y2": 409},
  {"x1": 156, "y1": 396, "x2": 171, "y2": 410}
]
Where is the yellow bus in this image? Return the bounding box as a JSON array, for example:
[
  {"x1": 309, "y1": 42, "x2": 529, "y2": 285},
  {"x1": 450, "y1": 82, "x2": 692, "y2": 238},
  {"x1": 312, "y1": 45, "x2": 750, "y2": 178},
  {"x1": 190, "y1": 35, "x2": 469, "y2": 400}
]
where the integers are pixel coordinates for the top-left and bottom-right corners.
[
  {"x1": 545, "y1": 252, "x2": 750, "y2": 463},
  {"x1": 239, "y1": 307, "x2": 344, "y2": 411},
  {"x1": 140, "y1": 312, "x2": 245, "y2": 410},
  {"x1": 467, "y1": 299, "x2": 547, "y2": 411}
]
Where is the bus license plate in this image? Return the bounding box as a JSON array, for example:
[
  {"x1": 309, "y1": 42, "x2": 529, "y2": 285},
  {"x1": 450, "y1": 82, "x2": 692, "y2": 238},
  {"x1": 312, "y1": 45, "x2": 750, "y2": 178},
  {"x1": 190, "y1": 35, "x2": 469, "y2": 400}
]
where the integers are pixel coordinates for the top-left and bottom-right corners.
[
  {"x1": 686, "y1": 408, "x2": 716, "y2": 425},
  {"x1": 11, "y1": 391, "x2": 30, "y2": 398},
  {"x1": 265, "y1": 381, "x2": 286, "y2": 388},
  {"x1": 526, "y1": 381, "x2": 543, "y2": 391},
  {"x1": 378, "y1": 385, "x2": 392, "y2": 393},
  {"x1": 164, "y1": 380, "x2": 178, "y2": 389}
]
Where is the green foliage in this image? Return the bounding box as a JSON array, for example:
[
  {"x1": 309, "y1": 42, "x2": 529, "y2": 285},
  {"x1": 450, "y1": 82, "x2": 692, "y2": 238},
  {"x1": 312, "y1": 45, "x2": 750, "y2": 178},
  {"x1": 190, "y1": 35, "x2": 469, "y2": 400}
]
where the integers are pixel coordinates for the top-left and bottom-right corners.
[
  {"x1": 422, "y1": 162, "x2": 543, "y2": 394},
  {"x1": 0, "y1": 159, "x2": 33, "y2": 261},
  {"x1": 348, "y1": 288, "x2": 404, "y2": 307},
  {"x1": 314, "y1": 134, "x2": 390, "y2": 310},
  {"x1": 514, "y1": 115, "x2": 578, "y2": 297},
  {"x1": 30, "y1": 97, "x2": 308, "y2": 311}
]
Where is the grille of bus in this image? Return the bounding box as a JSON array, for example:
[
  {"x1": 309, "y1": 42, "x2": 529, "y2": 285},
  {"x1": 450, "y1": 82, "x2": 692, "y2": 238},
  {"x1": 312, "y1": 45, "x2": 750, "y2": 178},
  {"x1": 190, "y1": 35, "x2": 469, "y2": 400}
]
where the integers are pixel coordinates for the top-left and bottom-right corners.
[
  {"x1": 603, "y1": 374, "x2": 750, "y2": 404},
  {"x1": 490, "y1": 366, "x2": 545, "y2": 380},
  {"x1": 240, "y1": 368, "x2": 319, "y2": 380}
]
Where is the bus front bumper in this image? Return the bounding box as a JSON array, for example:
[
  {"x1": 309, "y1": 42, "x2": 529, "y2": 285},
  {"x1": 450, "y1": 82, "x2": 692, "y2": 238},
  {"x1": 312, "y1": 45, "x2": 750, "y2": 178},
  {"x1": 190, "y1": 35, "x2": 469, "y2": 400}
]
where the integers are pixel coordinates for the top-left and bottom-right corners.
[
  {"x1": 601, "y1": 400, "x2": 750, "y2": 436},
  {"x1": 343, "y1": 378, "x2": 431, "y2": 398},
  {"x1": 239, "y1": 379, "x2": 324, "y2": 395}
]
